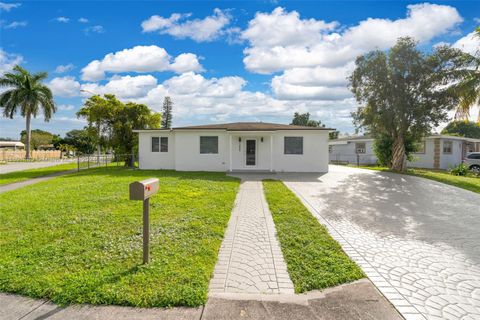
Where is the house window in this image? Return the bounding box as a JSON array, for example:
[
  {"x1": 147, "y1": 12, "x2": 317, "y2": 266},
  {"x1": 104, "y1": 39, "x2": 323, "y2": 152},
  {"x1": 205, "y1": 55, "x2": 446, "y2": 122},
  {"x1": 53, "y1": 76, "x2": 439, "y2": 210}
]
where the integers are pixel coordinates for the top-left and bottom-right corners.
[
  {"x1": 160, "y1": 137, "x2": 168, "y2": 152},
  {"x1": 415, "y1": 140, "x2": 426, "y2": 154},
  {"x1": 284, "y1": 137, "x2": 303, "y2": 154},
  {"x1": 443, "y1": 140, "x2": 452, "y2": 154},
  {"x1": 200, "y1": 136, "x2": 218, "y2": 154},
  {"x1": 151, "y1": 137, "x2": 159, "y2": 152},
  {"x1": 355, "y1": 142, "x2": 366, "y2": 154}
]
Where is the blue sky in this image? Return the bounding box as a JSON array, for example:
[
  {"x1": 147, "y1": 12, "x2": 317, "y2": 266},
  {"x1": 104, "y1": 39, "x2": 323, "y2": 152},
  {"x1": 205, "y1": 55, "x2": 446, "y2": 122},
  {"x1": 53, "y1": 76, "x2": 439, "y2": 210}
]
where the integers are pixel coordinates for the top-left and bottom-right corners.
[{"x1": 0, "y1": 0, "x2": 479, "y2": 139}]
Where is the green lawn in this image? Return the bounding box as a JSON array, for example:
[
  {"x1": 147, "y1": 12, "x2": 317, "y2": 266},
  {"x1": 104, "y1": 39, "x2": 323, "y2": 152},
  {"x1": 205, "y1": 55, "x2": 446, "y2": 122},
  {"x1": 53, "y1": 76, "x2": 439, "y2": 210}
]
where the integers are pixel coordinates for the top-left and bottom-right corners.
[
  {"x1": 0, "y1": 162, "x2": 79, "y2": 186},
  {"x1": 0, "y1": 168, "x2": 239, "y2": 307},
  {"x1": 351, "y1": 165, "x2": 480, "y2": 194},
  {"x1": 262, "y1": 180, "x2": 364, "y2": 293}
]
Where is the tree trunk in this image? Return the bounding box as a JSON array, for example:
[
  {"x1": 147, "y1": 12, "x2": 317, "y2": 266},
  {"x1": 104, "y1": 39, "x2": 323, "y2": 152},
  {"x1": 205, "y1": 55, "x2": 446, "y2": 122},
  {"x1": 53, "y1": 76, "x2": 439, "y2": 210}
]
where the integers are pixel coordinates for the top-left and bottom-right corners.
[
  {"x1": 25, "y1": 113, "x2": 31, "y2": 160},
  {"x1": 97, "y1": 122, "x2": 101, "y2": 164},
  {"x1": 391, "y1": 135, "x2": 406, "y2": 171}
]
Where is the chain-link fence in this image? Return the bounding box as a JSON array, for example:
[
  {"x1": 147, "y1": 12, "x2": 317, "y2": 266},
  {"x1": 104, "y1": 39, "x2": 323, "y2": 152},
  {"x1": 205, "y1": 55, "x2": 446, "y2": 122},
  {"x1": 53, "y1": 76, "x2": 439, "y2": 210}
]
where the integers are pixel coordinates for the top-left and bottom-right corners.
[
  {"x1": 75, "y1": 154, "x2": 138, "y2": 171},
  {"x1": 329, "y1": 153, "x2": 378, "y2": 166}
]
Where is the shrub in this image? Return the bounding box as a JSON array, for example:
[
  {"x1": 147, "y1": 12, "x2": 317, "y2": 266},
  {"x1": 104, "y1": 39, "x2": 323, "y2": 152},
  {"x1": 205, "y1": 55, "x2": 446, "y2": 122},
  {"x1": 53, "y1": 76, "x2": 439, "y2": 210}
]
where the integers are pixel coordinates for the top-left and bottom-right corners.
[{"x1": 449, "y1": 163, "x2": 469, "y2": 176}]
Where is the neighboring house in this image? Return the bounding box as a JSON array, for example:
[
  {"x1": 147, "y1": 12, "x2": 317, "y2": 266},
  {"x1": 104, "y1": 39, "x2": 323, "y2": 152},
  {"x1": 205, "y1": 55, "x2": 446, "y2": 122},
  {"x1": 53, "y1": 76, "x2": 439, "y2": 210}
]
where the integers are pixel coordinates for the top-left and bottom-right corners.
[
  {"x1": 134, "y1": 122, "x2": 332, "y2": 172},
  {"x1": 329, "y1": 135, "x2": 480, "y2": 170},
  {"x1": 0, "y1": 141, "x2": 25, "y2": 150}
]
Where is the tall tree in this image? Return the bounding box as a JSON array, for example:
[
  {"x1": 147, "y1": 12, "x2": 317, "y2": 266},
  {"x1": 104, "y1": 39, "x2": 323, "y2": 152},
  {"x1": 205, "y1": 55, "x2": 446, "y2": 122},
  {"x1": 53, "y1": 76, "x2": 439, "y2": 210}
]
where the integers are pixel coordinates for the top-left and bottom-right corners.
[
  {"x1": 291, "y1": 112, "x2": 339, "y2": 139},
  {"x1": 290, "y1": 112, "x2": 324, "y2": 127},
  {"x1": 20, "y1": 129, "x2": 56, "y2": 150},
  {"x1": 451, "y1": 27, "x2": 480, "y2": 122},
  {"x1": 161, "y1": 96, "x2": 173, "y2": 129},
  {"x1": 110, "y1": 102, "x2": 161, "y2": 165},
  {"x1": 350, "y1": 37, "x2": 462, "y2": 171},
  {"x1": 55, "y1": 129, "x2": 97, "y2": 154},
  {"x1": 77, "y1": 94, "x2": 118, "y2": 157},
  {"x1": 0, "y1": 65, "x2": 56, "y2": 159}
]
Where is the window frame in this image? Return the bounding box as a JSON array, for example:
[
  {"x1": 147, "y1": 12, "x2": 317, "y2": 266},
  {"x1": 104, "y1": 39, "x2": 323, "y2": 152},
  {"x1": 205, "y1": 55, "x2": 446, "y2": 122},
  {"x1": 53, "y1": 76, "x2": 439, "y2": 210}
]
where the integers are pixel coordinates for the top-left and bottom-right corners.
[
  {"x1": 284, "y1": 136, "x2": 304, "y2": 155},
  {"x1": 200, "y1": 136, "x2": 219, "y2": 154},
  {"x1": 151, "y1": 137, "x2": 160, "y2": 153},
  {"x1": 443, "y1": 140, "x2": 453, "y2": 154},
  {"x1": 160, "y1": 137, "x2": 168, "y2": 153}
]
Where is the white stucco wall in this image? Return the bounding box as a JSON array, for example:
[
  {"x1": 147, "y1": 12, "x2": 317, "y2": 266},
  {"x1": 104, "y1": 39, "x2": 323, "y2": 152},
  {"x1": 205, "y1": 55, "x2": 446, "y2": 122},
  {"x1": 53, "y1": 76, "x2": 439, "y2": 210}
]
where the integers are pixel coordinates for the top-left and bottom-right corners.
[
  {"x1": 440, "y1": 139, "x2": 463, "y2": 170},
  {"x1": 408, "y1": 139, "x2": 434, "y2": 169},
  {"x1": 138, "y1": 131, "x2": 175, "y2": 170},
  {"x1": 329, "y1": 140, "x2": 376, "y2": 165},
  {"x1": 273, "y1": 131, "x2": 329, "y2": 172},
  {"x1": 174, "y1": 131, "x2": 228, "y2": 172}
]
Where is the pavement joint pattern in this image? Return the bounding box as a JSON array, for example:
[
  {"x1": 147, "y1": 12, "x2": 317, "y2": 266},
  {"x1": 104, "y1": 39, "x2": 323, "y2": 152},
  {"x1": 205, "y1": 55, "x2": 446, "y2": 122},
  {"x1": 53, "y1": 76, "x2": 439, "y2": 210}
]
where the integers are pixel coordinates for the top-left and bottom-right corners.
[
  {"x1": 284, "y1": 166, "x2": 480, "y2": 320},
  {"x1": 209, "y1": 180, "x2": 294, "y2": 294}
]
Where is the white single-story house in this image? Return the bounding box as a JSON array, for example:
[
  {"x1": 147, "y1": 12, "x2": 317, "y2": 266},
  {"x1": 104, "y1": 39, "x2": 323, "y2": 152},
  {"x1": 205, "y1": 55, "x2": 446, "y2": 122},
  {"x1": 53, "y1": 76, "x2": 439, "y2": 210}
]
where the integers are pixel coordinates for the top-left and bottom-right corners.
[
  {"x1": 134, "y1": 122, "x2": 332, "y2": 172},
  {"x1": 329, "y1": 134, "x2": 480, "y2": 170}
]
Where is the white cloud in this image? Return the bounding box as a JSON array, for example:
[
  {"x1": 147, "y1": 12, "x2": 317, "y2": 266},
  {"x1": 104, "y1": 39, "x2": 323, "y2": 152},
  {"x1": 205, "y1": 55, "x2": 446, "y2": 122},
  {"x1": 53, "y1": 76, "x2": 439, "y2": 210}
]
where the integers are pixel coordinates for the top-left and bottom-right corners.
[
  {"x1": 84, "y1": 25, "x2": 105, "y2": 35},
  {"x1": 80, "y1": 45, "x2": 203, "y2": 81},
  {"x1": 57, "y1": 104, "x2": 75, "y2": 111},
  {"x1": 48, "y1": 76, "x2": 81, "y2": 97},
  {"x1": 453, "y1": 31, "x2": 480, "y2": 56},
  {"x1": 54, "y1": 16, "x2": 70, "y2": 23},
  {"x1": 80, "y1": 75, "x2": 158, "y2": 99},
  {"x1": 0, "y1": 49, "x2": 23, "y2": 75},
  {"x1": 78, "y1": 17, "x2": 89, "y2": 23},
  {"x1": 4, "y1": 20, "x2": 27, "y2": 29},
  {"x1": 0, "y1": 2, "x2": 20, "y2": 11},
  {"x1": 141, "y1": 8, "x2": 230, "y2": 42},
  {"x1": 55, "y1": 63, "x2": 75, "y2": 73},
  {"x1": 242, "y1": 4, "x2": 463, "y2": 74}
]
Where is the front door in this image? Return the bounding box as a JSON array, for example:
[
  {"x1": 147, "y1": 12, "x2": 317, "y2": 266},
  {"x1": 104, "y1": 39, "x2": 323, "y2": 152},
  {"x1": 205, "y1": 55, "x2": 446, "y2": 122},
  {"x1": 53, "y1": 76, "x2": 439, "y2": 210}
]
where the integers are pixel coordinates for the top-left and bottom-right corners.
[{"x1": 246, "y1": 139, "x2": 256, "y2": 166}]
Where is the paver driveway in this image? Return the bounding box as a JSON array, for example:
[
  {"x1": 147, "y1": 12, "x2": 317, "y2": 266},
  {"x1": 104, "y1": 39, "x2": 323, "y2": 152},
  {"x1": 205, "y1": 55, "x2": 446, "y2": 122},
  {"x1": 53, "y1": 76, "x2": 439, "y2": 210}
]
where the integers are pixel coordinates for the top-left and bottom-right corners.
[{"x1": 283, "y1": 165, "x2": 480, "y2": 320}]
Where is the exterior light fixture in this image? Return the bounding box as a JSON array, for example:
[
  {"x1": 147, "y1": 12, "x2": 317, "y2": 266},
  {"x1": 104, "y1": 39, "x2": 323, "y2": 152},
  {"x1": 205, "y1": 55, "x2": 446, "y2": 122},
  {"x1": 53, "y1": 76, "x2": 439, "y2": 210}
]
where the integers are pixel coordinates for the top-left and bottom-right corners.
[{"x1": 261, "y1": 137, "x2": 264, "y2": 142}]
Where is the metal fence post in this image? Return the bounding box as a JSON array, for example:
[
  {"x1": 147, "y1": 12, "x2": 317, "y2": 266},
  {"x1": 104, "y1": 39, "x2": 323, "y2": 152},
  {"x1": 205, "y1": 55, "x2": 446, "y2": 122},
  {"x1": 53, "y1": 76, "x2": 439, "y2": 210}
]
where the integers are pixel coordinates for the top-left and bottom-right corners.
[
  {"x1": 87, "y1": 156, "x2": 90, "y2": 169},
  {"x1": 77, "y1": 156, "x2": 80, "y2": 172}
]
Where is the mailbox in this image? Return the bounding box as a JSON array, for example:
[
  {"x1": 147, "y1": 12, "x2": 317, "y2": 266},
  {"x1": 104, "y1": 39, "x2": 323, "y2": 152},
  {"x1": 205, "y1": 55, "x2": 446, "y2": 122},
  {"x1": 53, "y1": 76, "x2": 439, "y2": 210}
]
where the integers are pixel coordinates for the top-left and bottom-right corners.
[{"x1": 129, "y1": 178, "x2": 159, "y2": 201}]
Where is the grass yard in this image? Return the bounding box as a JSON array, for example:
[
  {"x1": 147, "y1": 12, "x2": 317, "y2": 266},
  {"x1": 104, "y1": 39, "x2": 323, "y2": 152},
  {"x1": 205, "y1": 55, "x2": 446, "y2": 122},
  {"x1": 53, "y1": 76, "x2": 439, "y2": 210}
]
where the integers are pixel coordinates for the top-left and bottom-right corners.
[
  {"x1": 262, "y1": 180, "x2": 364, "y2": 293},
  {"x1": 0, "y1": 167, "x2": 239, "y2": 307},
  {"x1": 0, "y1": 162, "x2": 79, "y2": 186},
  {"x1": 352, "y1": 165, "x2": 480, "y2": 194}
]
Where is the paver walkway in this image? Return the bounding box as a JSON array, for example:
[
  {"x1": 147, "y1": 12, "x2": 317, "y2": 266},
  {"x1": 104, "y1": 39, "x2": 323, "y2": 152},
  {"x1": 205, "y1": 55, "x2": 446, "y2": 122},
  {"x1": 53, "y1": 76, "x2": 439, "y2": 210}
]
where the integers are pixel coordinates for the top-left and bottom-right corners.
[
  {"x1": 283, "y1": 165, "x2": 480, "y2": 320},
  {"x1": 209, "y1": 179, "x2": 294, "y2": 294}
]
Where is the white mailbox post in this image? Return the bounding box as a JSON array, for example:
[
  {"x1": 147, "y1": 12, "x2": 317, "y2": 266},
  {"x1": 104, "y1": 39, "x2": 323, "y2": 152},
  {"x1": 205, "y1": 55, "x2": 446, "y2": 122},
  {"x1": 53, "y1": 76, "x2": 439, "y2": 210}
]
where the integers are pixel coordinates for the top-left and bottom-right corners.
[{"x1": 129, "y1": 178, "x2": 159, "y2": 264}]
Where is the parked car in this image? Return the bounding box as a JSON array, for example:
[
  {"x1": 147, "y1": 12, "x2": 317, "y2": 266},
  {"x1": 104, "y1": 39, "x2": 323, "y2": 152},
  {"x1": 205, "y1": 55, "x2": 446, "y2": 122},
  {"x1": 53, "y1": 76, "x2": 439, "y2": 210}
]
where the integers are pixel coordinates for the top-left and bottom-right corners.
[{"x1": 463, "y1": 152, "x2": 480, "y2": 173}]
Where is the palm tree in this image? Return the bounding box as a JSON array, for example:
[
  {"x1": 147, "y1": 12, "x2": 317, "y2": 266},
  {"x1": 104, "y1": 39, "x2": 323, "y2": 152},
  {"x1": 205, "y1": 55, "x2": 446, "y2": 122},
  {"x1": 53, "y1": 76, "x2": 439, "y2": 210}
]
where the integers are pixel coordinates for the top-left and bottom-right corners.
[
  {"x1": 454, "y1": 27, "x2": 480, "y2": 123},
  {"x1": 0, "y1": 65, "x2": 56, "y2": 159}
]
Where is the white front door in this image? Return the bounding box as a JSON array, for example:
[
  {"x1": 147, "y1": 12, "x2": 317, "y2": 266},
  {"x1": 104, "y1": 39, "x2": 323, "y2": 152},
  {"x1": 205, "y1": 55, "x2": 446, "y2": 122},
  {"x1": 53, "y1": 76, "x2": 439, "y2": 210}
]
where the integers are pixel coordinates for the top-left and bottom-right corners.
[{"x1": 245, "y1": 139, "x2": 256, "y2": 166}]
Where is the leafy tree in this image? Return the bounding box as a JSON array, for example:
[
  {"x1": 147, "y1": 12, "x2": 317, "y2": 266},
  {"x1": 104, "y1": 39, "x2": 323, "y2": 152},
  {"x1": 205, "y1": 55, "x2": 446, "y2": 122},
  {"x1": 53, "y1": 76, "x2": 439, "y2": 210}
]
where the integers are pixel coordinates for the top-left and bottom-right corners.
[
  {"x1": 350, "y1": 37, "x2": 462, "y2": 171},
  {"x1": 110, "y1": 102, "x2": 160, "y2": 166},
  {"x1": 0, "y1": 65, "x2": 56, "y2": 159},
  {"x1": 290, "y1": 112, "x2": 339, "y2": 139},
  {"x1": 55, "y1": 129, "x2": 97, "y2": 154},
  {"x1": 291, "y1": 112, "x2": 324, "y2": 127},
  {"x1": 451, "y1": 27, "x2": 480, "y2": 122},
  {"x1": 77, "y1": 94, "x2": 118, "y2": 156},
  {"x1": 20, "y1": 129, "x2": 57, "y2": 149},
  {"x1": 161, "y1": 96, "x2": 173, "y2": 129},
  {"x1": 373, "y1": 134, "x2": 417, "y2": 167},
  {"x1": 441, "y1": 120, "x2": 480, "y2": 139}
]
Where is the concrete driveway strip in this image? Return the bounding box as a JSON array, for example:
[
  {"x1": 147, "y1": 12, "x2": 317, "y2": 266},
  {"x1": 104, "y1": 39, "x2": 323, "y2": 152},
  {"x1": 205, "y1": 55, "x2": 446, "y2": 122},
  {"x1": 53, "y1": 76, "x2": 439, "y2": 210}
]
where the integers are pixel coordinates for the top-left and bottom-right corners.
[{"x1": 283, "y1": 165, "x2": 480, "y2": 320}]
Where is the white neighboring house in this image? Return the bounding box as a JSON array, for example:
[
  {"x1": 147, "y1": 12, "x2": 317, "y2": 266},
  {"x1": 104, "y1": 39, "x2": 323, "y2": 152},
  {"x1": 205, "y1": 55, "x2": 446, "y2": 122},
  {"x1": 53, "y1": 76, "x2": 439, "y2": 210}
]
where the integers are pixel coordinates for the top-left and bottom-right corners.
[
  {"x1": 134, "y1": 122, "x2": 332, "y2": 172},
  {"x1": 329, "y1": 135, "x2": 480, "y2": 170}
]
